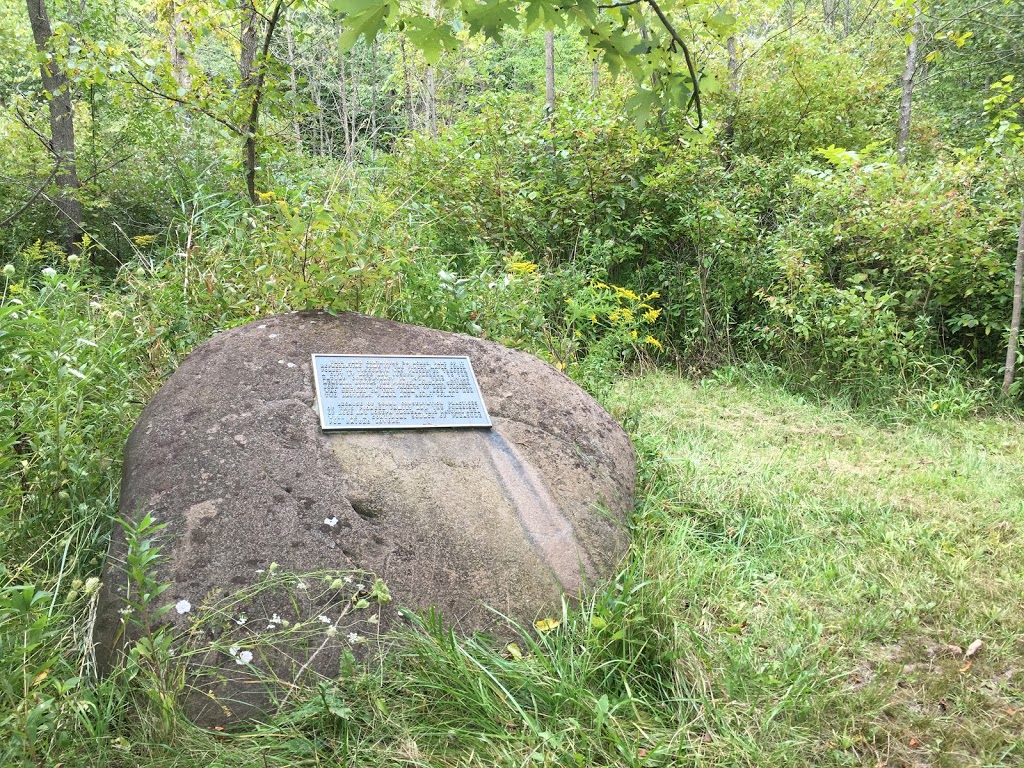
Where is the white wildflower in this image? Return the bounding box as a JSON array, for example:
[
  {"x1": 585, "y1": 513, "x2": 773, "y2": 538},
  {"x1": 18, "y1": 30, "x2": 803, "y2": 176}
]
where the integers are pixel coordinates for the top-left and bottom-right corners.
[
  {"x1": 174, "y1": 599, "x2": 192, "y2": 614},
  {"x1": 235, "y1": 613, "x2": 248, "y2": 626},
  {"x1": 347, "y1": 632, "x2": 362, "y2": 644},
  {"x1": 325, "y1": 626, "x2": 338, "y2": 638},
  {"x1": 296, "y1": 581, "x2": 308, "y2": 590},
  {"x1": 42, "y1": 267, "x2": 57, "y2": 278},
  {"x1": 2, "y1": 264, "x2": 14, "y2": 277},
  {"x1": 318, "y1": 615, "x2": 331, "y2": 624},
  {"x1": 229, "y1": 645, "x2": 240, "y2": 657},
  {"x1": 324, "y1": 517, "x2": 338, "y2": 528},
  {"x1": 343, "y1": 575, "x2": 354, "y2": 584}
]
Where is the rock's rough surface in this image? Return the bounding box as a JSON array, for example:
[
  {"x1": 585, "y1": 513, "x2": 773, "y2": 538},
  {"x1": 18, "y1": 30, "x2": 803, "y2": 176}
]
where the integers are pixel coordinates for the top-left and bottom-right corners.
[{"x1": 95, "y1": 311, "x2": 634, "y2": 725}]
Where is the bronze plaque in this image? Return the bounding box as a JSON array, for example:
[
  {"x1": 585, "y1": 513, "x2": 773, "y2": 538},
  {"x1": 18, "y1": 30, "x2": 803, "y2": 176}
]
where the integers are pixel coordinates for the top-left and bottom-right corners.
[{"x1": 311, "y1": 354, "x2": 492, "y2": 430}]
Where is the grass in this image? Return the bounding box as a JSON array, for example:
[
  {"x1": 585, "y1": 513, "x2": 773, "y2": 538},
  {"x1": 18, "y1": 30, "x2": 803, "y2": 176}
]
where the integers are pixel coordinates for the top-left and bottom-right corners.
[
  {"x1": 4, "y1": 337, "x2": 1024, "y2": 766},
  {"x1": 606, "y1": 370, "x2": 1024, "y2": 767}
]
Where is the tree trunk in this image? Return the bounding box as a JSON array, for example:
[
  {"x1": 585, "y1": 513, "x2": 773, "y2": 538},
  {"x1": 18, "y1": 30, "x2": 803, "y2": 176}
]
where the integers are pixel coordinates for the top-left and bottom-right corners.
[
  {"x1": 544, "y1": 30, "x2": 555, "y2": 115},
  {"x1": 822, "y1": 0, "x2": 838, "y2": 28},
  {"x1": 286, "y1": 22, "x2": 302, "y2": 152},
  {"x1": 591, "y1": 57, "x2": 600, "y2": 97},
  {"x1": 338, "y1": 51, "x2": 352, "y2": 162},
  {"x1": 425, "y1": 64, "x2": 437, "y2": 137},
  {"x1": 240, "y1": 0, "x2": 258, "y2": 88},
  {"x1": 240, "y1": 0, "x2": 284, "y2": 204},
  {"x1": 723, "y1": 35, "x2": 739, "y2": 144},
  {"x1": 401, "y1": 36, "x2": 414, "y2": 131},
  {"x1": 1003, "y1": 201, "x2": 1024, "y2": 397},
  {"x1": 168, "y1": 0, "x2": 192, "y2": 91},
  {"x1": 370, "y1": 40, "x2": 378, "y2": 161},
  {"x1": 896, "y1": 3, "x2": 922, "y2": 165},
  {"x1": 25, "y1": 0, "x2": 82, "y2": 253}
]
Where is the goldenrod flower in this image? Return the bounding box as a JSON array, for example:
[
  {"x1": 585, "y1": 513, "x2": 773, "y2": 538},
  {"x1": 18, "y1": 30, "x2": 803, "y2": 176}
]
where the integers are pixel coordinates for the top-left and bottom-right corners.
[{"x1": 509, "y1": 261, "x2": 538, "y2": 275}]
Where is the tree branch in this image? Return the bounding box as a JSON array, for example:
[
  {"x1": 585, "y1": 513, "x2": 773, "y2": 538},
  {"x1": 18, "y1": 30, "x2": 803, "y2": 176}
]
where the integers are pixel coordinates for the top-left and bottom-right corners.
[
  {"x1": 0, "y1": 161, "x2": 61, "y2": 228},
  {"x1": 645, "y1": 0, "x2": 702, "y2": 129},
  {"x1": 125, "y1": 73, "x2": 243, "y2": 135}
]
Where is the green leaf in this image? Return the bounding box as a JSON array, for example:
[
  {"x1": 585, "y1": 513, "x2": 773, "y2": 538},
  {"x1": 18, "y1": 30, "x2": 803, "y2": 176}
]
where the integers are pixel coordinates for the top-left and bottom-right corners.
[
  {"x1": 405, "y1": 17, "x2": 460, "y2": 65},
  {"x1": 705, "y1": 10, "x2": 736, "y2": 35},
  {"x1": 523, "y1": 0, "x2": 562, "y2": 31},
  {"x1": 625, "y1": 88, "x2": 659, "y2": 129},
  {"x1": 462, "y1": 0, "x2": 521, "y2": 41},
  {"x1": 334, "y1": 0, "x2": 394, "y2": 50}
]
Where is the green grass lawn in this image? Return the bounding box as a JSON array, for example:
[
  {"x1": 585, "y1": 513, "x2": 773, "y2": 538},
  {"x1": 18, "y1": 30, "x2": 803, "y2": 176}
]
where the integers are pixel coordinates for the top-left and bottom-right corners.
[
  {"x1": 604, "y1": 371, "x2": 1024, "y2": 768},
  {"x1": 7, "y1": 371, "x2": 1024, "y2": 767}
]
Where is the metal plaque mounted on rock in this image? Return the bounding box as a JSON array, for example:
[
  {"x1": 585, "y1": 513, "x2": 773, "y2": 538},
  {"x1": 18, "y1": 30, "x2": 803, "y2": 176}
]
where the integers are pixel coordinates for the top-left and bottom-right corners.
[{"x1": 312, "y1": 354, "x2": 492, "y2": 430}]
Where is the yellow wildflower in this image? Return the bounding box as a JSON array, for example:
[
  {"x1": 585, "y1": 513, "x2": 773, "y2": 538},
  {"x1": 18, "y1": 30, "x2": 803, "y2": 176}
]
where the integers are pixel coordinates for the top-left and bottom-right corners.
[
  {"x1": 509, "y1": 260, "x2": 538, "y2": 275},
  {"x1": 644, "y1": 335, "x2": 663, "y2": 350},
  {"x1": 642, "y1": 308, "x2": 661, "y2": 323},
  {"x1": 613, "y1": 285, "x2": 640, "y2": 301}
]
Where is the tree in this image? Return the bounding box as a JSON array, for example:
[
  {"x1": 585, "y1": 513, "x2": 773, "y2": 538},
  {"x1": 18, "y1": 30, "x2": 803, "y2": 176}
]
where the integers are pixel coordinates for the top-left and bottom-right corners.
[
  {"x1": 544, "y1": 29, "x2": 555, "y2": 114},
  {"x1": 896, "y1": 1, "x2": 922, "y2": 164},
  {"x1": 330, "y1": 0, "x2": 737, "y2": 130},
  {"x1": 984, "y1": 75, "x2": 1024, "y2": 397},
  {"x1": 24, "y1": 0, "x2": 82, "y2": 252},
  {"x1": 126, "y1": 0, "x2": 291, "y2": 204}
]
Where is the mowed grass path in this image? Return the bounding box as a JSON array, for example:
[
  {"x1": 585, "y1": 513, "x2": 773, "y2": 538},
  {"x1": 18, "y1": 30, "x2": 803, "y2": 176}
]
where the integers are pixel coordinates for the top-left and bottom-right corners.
[{"x1": 607, "y1": 372, "x2": 1024, "y2": 767}]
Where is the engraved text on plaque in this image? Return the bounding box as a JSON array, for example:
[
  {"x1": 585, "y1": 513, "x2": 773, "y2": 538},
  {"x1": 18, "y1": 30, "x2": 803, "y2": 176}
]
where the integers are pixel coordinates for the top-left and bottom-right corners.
[{"x1": 311, "y1": 354, "x2": 492, "y2": 430}]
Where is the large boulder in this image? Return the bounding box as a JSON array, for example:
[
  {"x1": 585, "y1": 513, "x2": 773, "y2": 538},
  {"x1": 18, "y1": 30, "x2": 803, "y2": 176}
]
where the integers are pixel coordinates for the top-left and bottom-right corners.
[{"x1": 95, "y1": 311, "x2": 634, "y2": 725}]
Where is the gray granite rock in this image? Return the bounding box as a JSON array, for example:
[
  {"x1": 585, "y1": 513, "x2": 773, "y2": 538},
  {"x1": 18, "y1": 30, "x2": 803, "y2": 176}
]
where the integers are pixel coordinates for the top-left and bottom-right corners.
[{"x1": 95, "y1": 311, "x2": 634, "y2": 725}]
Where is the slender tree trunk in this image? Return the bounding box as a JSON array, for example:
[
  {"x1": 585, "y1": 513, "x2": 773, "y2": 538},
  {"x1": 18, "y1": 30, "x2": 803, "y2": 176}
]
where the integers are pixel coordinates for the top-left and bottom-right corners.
[
  {"x1": 896, "y1": 3, "x2": 922, "y2": 165},
  {"x1": 544, "y1": 30, "x2": 555, "y2": 115},
  {"x1": 425, "y1": 64, "x2": 437, "y2": 137},
  {"x1": 286, "y1": 22, "x2": 302, "y2": 152},
  {"x1": 723, "y1": 35, "x2": 739, "y2": 145},
  {"x1": 240, "y1": 0, "x2": 258, "y2": 88},
  {"x1": 370, "y1": 40, "x2": 378, "y2": 161},
  {"x1": 591, "y1": 57, "x2": 600, "y2": 97},
  {"x1": 240, "y1": 0, "x2": 284, "y2": 204},
  {"x1": 338, "y1": 51, "x2": 352, "y2": 162},
  {"x1": 401, "y1": 36, "x2": 414, "y2": 131},
  {"x1": 25, "y1": 0, "x2": 82, "y2": 253},
  {"x1": 1003, "y1": 201, "x2": 1024, "y2": 396},
  {"x1": 822, "y1": 0, "x2": 838, "y2": 28},
  {"x1": 168, "y1": 0, "x2": 192, "y2": 91}
]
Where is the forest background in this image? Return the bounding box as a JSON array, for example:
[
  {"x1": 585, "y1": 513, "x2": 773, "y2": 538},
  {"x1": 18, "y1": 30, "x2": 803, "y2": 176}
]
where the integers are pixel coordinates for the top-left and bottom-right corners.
[{"x1": 2, "y1": 0, "x2": 1024, "y2": 765}]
